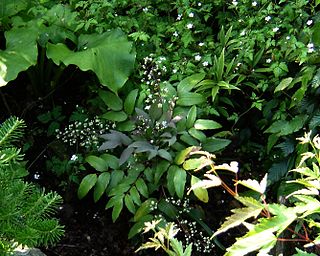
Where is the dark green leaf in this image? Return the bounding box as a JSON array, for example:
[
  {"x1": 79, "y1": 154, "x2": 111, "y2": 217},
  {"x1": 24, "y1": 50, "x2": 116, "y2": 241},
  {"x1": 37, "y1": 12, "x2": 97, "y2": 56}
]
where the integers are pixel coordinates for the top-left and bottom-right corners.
[
  {"x1": 85, "y1": 155, "x2": 108, "y2": 172},
  {"x1": 133, "y1": 198, "x2": 157, "y2": 222},
  {"x1": 173, "y1": 167, "x2": 187, "y2": 199},
  {"x1": 125, "y1": 194, "x2": 136, "y2": 214},
  {"x1": 101, "y1": 111, "x2": 127, "y2": 122},
  {"x1": 194, "y1": 119, "x2": 222, "y2": 130},
  {"x1": 124, "y1": 89, "x2": 139, "y2": 115},
  {"x1": 93, "y1": 172, "x2": 110, "y2": 202},
  {"x1": 186, "y1": 106, "x2": 197, "y2": 129},
  {"x1": 202, "y1": 138, "x2": 231, "y2": 152},
  {"x1": 78, "y1": 174, "x2": 98, "y2": 199},
  {"x1": 136, "y1": 178, "x2": 149, "y2": 198},
  {"x1": 99, "y1": 90, "x2": 123, "y2": 111},
  {"x1": 130, "y1": 186, "x2": 142, "y2": 206},
  {"x1": 177, "y1": 73, "x2": 205, "y2": 94},
  {"x1": 158, "y1": 149, "x2": 173, "y2": 162},
  {"x1": 176, "y1": 92, "x2": 206, "y2": 106}
]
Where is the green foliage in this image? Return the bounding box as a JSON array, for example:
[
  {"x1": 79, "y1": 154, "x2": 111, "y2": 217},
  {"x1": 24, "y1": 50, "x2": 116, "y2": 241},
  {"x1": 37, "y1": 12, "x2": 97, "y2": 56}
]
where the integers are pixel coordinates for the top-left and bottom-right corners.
[{"x1": 0, "y1": 117, "x2": 64, "y2": 253}]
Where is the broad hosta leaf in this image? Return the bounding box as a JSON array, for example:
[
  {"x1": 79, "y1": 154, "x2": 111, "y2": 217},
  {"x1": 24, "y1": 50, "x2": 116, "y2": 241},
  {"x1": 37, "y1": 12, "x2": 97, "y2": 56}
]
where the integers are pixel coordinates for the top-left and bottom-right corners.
[
  {"x1": 85, "y1": 155, "x2": 108, "y2": 172},
  {"x1": 194, "y1": 119, "x2": 222, "y2": 130},
  {"x1": 173, "y1": 167, "x2": 187, "y2": 199},
  {"x1": 93, "y1": 172, "x2": 110, "y2": 202},
  {"x1": 99, "y1": 90, "x2": 123, "y2": 111},
  {"x1": 177, "y1": 73, "x2": 205, "y2": 94},
  {"x1": 0, "y1": 26, "x2": 38, "y2": 86},
  {"x1": 78, "y1": 174, "x2": 98, "y2": 199},
  {"x1": 190, "y1": 175, "x2": 209, "y2": 203},
  {"x1": 46, "y1": 29, "x2": 135, "y2": 93}
]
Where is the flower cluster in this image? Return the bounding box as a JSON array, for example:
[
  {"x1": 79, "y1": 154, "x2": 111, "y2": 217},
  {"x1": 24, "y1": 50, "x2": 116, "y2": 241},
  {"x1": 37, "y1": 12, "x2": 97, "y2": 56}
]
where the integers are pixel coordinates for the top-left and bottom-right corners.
[
  {"x1": 56, "y1": 116, "x2": 108, "y2": 149},
  {"x1": 164, "y1": 197, "x2": 214, "y2": 254}
]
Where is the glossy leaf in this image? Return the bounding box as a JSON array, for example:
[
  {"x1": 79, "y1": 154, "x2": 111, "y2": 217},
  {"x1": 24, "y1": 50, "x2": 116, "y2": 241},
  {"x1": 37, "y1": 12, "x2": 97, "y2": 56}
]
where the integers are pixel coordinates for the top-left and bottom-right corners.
[
  {"x1": 186, "y1": 105, "x2": 197, "y2": 129},
  {"x1": 98, "y1": 90, "x2": 123, "y2": 111},
  {"x1": 176, "y1": 92, "x2": 206, "y2": 106},
  {"x1": 93, "y1": 172, "x2": 110, "y2": 202},
  {"x1": 154, "y1": 160, "x2": 170, "y2": 184},
  {"x1": 202, "y1": 138, "x2": 231, "y2": 152},
  {"x1": 0, "y1": 26, "x2": 38, "y2": 86},
  {"x1": 124, "y1": 89, "x2": 139, "y2": 114},
  {"x1": 46, "y1": 29, "x2": 135, "y2": 93},
  {"x1": 125, "y1": 194, "x2": 136, "y2": 214},
  {"x1": 85, "y1": 155, "x2": 108, "y2": 172},
  {"x1": 78, "y1": 174, "x2": 98, "y2": 199},
  {"x1": 101, "y1": 111, "x2": 127, "y2": 122},
  {"x1": 177, "y1": 73, "x2": 205, "y2": 94},
  {"x1": 133, "y1": 198, "x2": 157, "y2": 222},
  {"x1": 173, "y1": 167, "x2": 187, "y2": 199},
  {"x1": 129, "y1": 186, "x2": 142, "y2": 206},
  {"x1": 136, "y1": 178, "x2": 149, "y2": 198},
  {"x1": 194, "y1": 119, "x2": 222, "y2": 130}
]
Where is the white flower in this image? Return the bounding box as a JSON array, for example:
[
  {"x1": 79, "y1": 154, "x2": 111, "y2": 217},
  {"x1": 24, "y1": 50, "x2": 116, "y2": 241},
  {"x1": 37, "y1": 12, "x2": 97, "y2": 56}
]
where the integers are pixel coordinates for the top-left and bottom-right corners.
[
  {"x1": 252, "y1": 1, "x2": 257, "y2": 6},
  {"x1": 144, "y1": 105, "x2": 151, "y2": 110},
  {"x1": 198, "y1": 42, "x2": 205, "y2": 46},
  {"x1": 313, "y1": 135, "x2": 320, "y2": 149},
  {"x1": 189, "y1": 12, "x2": 194, "y2": 18},
  {"x1": 273, "y1": 27, "x2": 279, "y2": 32},
  {"x1": 240, "y1": 30, "x2": 246, "y2": 36},
  {"x1": 142, "y1": 7, "x2": 148, "y2": 12},
  {"x1": 266, "y1": 58, "x2": 272, "y2": 63},
  {"x1": 177, "y1": 14, "x2": 182, "y2": 21},
  {"x1": 307, "y1": 20, "x2": 313, "y2": 26},
  {"x1": 187, "y1": 23, "x2": 193, "y2": 29},
  {"x1": 70, "y1": 154, "x2": 78, "y2": 161},
  {"x1": 308, "y1": 43, "x2": 315, "y2": 53},
  {"x1": 195, "y1": 55, "x2": 201, "y2": 61},
  {"x1": 34, "y1": 173, "x2": 40, "y2": 180},
  {"x1": 173, "y1": 31, "x2": 179, "y2": 37},
  {"x1": 198, "y1": 2, "x2": 202, "y2": 6},
  {"x1": 202, "y1": 61, "x2": 209, "y2": 67},
  {"x1": 286, "y1": 36, "x2": 291, "y2": 40},
  {"x1": 265, "y1": 16, "x2": 271, "y2": 22},
  {"x1": 172, "y1": 69, "x2": 177, "y2": 73},
  {"x1": 232, "y1": 1, "x2": 238, "y2": 6}
]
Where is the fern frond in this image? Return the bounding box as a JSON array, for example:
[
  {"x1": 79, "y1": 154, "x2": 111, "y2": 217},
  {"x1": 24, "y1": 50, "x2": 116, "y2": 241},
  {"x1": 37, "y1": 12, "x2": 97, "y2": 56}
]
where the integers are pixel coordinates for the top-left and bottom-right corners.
[
  {"x1": 0, "y1": 148, "x2": 23, "y2": 164},
  {"x1": 0, "y1": 117, "x2": 26, "y2": 149}
]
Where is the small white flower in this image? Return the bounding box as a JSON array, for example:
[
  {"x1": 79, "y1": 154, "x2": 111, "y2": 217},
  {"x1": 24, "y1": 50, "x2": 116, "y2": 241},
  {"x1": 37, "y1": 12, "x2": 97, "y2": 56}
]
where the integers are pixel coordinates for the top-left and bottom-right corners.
[
  {"x1": 265, "y1": 16, "x2": 271, "y2": 22},
  {"x1": 232, "y1": 0, "x2": 238, "y2": 6},
  {"x1": 142, "y1": 7, "x2": 148, "y2": 12},
  {"x1": 70, "y1": 154, "x2": 78, "y2": 161},
  {"x1": 202, "y1": 61, "x2": 209, "y2": 67},
  {"x1": 187, "y1": 23, "x2": 193, "y2": 29},
  {"x1": 266, "y1": 58, "x2": 272, "y2": 63},
  {"x1": 34, "y1": 173, "x2": 40, "y2": 180},
  {"x1": 177, "y1": 14, "x2": 182, "y2": 21},
  {"x1": 307, "y1": 20, "x2": 313, "y2": 26},
  {"x1": 286, "y1": 36, "x2": 291, "y2": 40},
  {"x1": 195, "y1": 55, "x2": 201, "y2": 61},
  {"x1": 273, "y1": 27, "x2": 279, "y2": 32},
  {"x1": 144, "y1": 105, "x2": 151, "y2": 110},
  {"x1": 198, "y1": 42, "x2": 205, "y2": 46},
  {"x1": 189, "y1": 12, "x2": 194, "y2": 18},
  {"x1": 173, "y1": 69, "x2": 177, "y2": 73},
  {"x1": 252, "y1": 1, "x2": 257, "y2": 6},
  {"x1": 308, "y1": 43, "x2": 315, "y2": 53},
  {"x1": 157, "y1": 103, "x2": 163, "y2": 108},
  {"x1": 173, "y1": 31, "x2": 179, "y2": 37},
  {"x1": 198, "y1": 2, "x2": 202, "y2": 6}
]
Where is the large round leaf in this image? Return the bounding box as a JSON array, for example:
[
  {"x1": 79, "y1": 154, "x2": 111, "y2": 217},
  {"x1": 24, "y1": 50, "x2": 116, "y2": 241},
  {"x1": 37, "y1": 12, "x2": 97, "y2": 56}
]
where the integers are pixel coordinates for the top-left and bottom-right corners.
[{"x1": 46, "y1": 29, "x2": 136, "y2": 93}]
